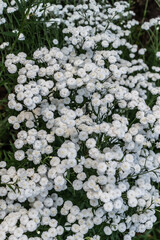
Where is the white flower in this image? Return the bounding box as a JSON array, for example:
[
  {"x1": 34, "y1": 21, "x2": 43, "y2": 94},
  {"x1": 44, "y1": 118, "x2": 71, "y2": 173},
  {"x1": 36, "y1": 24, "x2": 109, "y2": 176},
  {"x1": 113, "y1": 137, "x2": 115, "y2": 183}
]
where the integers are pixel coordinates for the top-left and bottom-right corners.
[
  {"x1": 0, "y1": 231, "x2": 6, "y2": 240},
  {"x1": 104, "y1": 201, "x2": 113, "y2": 212},
  {"x1": 53, "y1": 39, "x2": 59, "y2": 45},
  {"x1": 97, "y1": 162, "x2": 107, "y2": 173},
  {"x1": 104, "y1": 226, "x2": 112, "y2": 235},
  {"x1": 75, "y1": 95, "x2": 83, "y2": 103},
  {"x1": 48, "y1": 227, "x2": 57, "y2": 237},
  {"x1": 118, "y1": 222, "x2": 126, "y2": 233},
  {"x1": 60, "y1": 88, "x2": 70, "y2": 97},
  {"x1": 55, "y1": 128, "x2": 64, "y2": 136},
  {"x1": 54, "y1": 72, "x2": 64, "y2": 81},
  {"x1": 1, "y1": 174, "x2": 10, "y2": 183},
  {"x1": 57, "y1": 225, "x2": 64, "y2": 235},
  {"x1": 108, "y1": 56, "x2": 117, "y2": 63},
  {"x1": 14, "y1": 139, "x2": 24, "y2": 149},
  {"x1": 156, "y1": 51, "x2": 160, "y2": 58},
  {"x1": 67, "y1": 213, "x2": 76, "y2": 223},
  {"x1": 121, "y1": 162, "x2": 131, "y2": 172},
  {"x1": 26, "y1": 220, "x2": 37, "y2": 232},
  {"x1": 40, "y1": 177, "x2": 48, "y2": 186},
  {"x1": 135, "y1": 134, "x2": 145, "y2": 144},
  {"x1": 114, "y1": 199, "x2": 123, "y2": 209},
  {"x1": 57, "y1": 148, "x2": 68, "y2": 158},
  {"x1": 54, "y1": 176, "x2": 65, "y2": 186},
  {"x1": 124, "y1": 234, "x2": 132, "y2": 240},
  {"x1": 102, "y1": 40, "x2": 109, "y2": 48},
  {"x1": 7, "y1": 64, "x2": 17, "y2": 73},
  {"x1": 138, "y1": 224, "x2": 146, "y2": 233},
  {"x1": 128, "y1": 198, "x2": 138, "y2": 207},
  {"x1": 14, "y1": 150, "x2": 25, "y2": 161},
  {"x1": 14, "y1": 227, "x2": 24, "y2": 238},
  {"x1": 79, "y1": 131, "x2": 88, "y2": 141},
  {"x1": 86, "y1": 138, "x2": 96, "y2": 148},
  {"x1": 154, "y1": 125, "x2": 160, "y2": 134},
  {"x1": 73, "y1": 180, "x2": 83, "y2": 190},
  {"x1": 24, "y1": 98, "x2": 33, "y2": 107},
  {"x1": 71, "y1": 224, "x2": 80, "y2": 233}
]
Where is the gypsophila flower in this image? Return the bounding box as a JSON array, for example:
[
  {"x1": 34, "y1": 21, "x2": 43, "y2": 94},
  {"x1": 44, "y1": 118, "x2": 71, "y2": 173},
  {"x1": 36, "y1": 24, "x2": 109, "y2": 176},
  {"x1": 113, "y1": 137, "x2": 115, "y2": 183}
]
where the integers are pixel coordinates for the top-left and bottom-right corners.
[{"x1": 2, "y1": 0, "x2": 160, "y2": 240}]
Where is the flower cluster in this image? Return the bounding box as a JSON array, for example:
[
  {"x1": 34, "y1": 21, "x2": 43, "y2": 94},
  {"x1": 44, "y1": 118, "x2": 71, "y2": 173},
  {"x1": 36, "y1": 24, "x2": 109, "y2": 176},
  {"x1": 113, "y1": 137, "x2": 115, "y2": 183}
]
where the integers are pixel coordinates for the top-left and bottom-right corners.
[
  {"x1": 141, "y1": 17, "x2": 160, "y2": 30},
  {"x1": 2, "y1": 0, "x2": 160, "y2": 239},
  {"x1": 0, "y1": 0, "x2": 7, "y2": 25},
  {"x1": 0, "y1": 0, "x2": 18, "y2": 25},
  {"x1": 0, "y1": 41, "x2": 9, "y2": 49}
]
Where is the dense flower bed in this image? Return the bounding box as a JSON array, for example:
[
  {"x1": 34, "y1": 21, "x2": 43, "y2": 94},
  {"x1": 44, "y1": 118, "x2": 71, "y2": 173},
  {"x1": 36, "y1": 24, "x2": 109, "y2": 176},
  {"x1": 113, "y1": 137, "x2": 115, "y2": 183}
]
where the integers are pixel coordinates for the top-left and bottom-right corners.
[{"x1": 0, "y1": 0, "x2": 160, "y2": 240}]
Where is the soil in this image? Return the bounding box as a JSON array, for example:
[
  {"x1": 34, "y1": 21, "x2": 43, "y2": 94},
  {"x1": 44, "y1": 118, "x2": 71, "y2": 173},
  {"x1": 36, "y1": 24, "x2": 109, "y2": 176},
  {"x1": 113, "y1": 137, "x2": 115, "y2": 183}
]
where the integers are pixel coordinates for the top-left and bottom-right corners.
[{"x1": 133, "y1": 0, "x2": 160, "y2": 21}]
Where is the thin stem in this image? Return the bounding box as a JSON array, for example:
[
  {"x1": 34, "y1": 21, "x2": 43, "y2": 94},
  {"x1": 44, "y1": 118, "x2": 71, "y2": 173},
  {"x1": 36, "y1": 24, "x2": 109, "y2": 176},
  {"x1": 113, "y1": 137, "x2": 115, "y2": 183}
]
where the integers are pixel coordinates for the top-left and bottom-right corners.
[
  {"x1": 137, "y1": 0, "x2": 149, "y2": 39},
  {"x1": 119, "y1": 166, "x2": 160, "y2": 182},
  {"x1": 154, "y1": 0, "x2": 160, "y2": 8},
  {"x1": 142, "y1": 0, "x2": 149, "y2": 24}
]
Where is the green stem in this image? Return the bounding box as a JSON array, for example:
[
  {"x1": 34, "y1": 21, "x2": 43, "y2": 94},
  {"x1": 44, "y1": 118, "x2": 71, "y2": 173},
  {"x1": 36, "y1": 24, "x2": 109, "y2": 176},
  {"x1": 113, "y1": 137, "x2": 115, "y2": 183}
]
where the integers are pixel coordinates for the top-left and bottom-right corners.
[
  {"x1": 142, "y1": 0, "x2": 149, "y2": 24},
  {"x1": 10, "y1": 3, "x2": 33, "y2": 53},
  {"x1": 137, "y1": 0, "x2": 149, "y2": 39},
  {"x1": 154, "y1": 0, "x2": 160, "y2": 8}
]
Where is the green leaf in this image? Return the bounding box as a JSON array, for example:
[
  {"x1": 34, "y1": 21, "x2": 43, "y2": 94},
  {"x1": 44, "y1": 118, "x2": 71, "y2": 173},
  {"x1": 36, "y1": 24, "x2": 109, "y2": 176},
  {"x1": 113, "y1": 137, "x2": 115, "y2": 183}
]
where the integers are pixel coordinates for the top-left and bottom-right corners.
[{"x1": 0, "y1": 31, "x2": 16, "y2": 37}]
